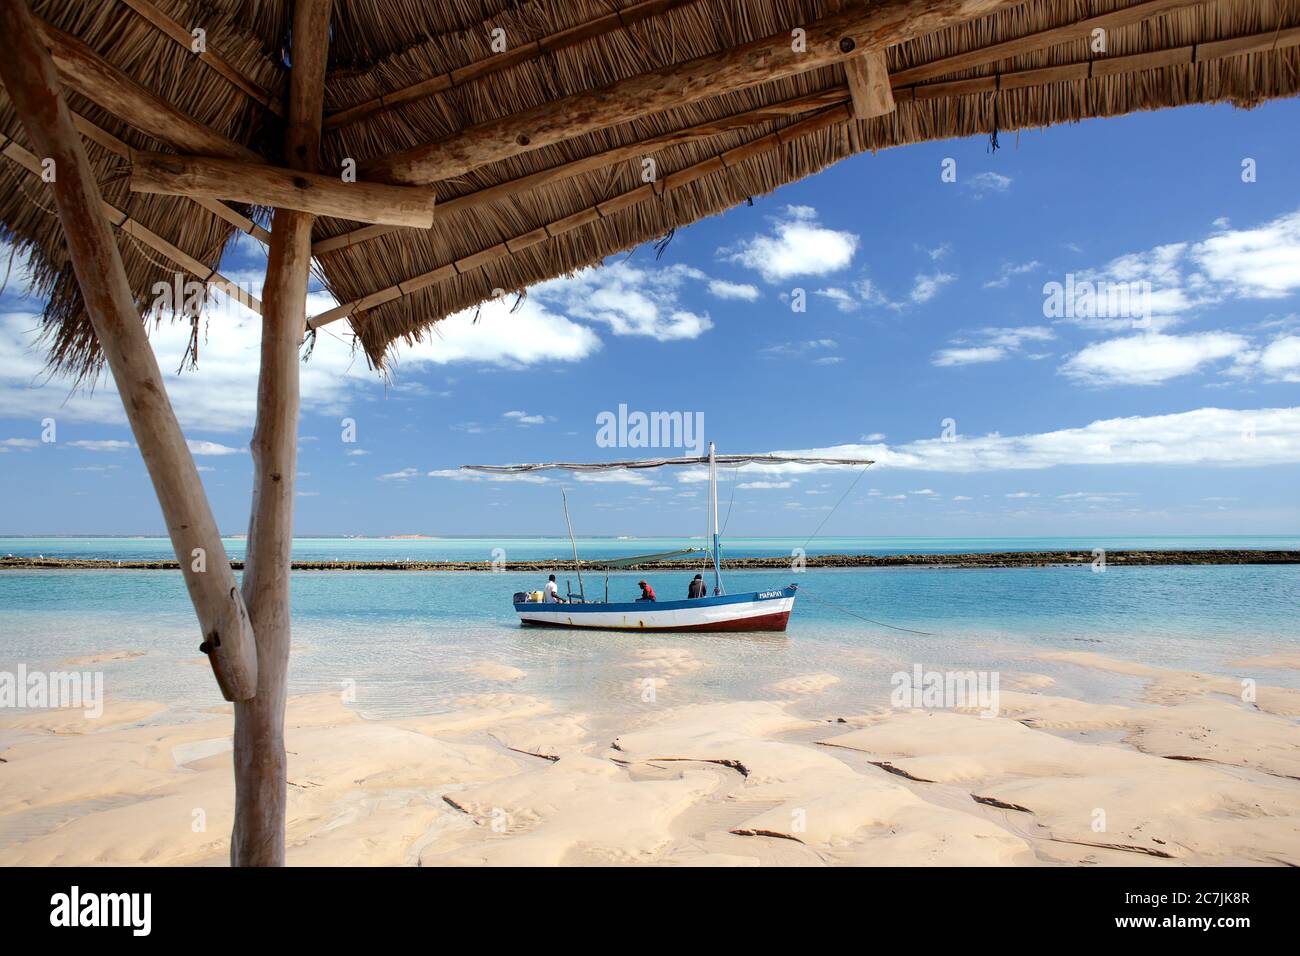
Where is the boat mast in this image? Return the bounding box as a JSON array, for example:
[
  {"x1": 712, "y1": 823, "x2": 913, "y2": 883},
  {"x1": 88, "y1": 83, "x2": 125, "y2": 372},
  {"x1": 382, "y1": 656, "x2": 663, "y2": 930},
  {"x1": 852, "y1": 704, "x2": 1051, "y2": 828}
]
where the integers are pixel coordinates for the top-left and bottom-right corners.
[
  {"x1": 561, "y1": 487, "x2": 585, "y2": 601},
  {"x1": 709, "y1": 441, "x2": 723, "y2": 595}
]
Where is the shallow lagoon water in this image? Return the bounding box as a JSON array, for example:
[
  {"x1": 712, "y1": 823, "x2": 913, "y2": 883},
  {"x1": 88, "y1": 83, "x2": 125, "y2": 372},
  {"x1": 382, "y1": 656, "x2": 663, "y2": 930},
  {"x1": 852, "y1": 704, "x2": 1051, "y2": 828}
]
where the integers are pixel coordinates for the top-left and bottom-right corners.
[{"x1": 3, "y1": 561, "x2": 1297, "y2": 721}]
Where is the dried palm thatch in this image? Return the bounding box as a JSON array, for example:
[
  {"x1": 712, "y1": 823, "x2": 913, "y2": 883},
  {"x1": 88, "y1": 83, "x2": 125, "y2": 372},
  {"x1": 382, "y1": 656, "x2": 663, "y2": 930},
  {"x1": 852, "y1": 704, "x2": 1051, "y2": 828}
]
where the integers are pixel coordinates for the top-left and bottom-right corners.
[{"x1": 3, "y1": 0, "x2": 1298, "y2": 379}]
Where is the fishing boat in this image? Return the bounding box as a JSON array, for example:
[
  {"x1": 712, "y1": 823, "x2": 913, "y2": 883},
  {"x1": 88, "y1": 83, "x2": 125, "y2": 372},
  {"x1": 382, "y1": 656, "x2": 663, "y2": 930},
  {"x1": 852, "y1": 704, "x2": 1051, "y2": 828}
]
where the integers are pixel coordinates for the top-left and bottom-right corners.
[{"x1": 461, "y1": 443, "x2": 873, "y2": 632}]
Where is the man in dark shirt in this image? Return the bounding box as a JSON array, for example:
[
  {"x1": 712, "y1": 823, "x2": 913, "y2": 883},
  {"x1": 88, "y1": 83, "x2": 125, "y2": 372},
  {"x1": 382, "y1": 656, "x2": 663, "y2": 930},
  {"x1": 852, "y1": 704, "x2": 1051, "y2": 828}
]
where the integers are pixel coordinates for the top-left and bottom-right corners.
[
  {"x1": 637, "y1": 580, "x2": 657, "y2": 602},
  {"x1": 687, "y1": 574, "x2": 707, "y2": 599}
]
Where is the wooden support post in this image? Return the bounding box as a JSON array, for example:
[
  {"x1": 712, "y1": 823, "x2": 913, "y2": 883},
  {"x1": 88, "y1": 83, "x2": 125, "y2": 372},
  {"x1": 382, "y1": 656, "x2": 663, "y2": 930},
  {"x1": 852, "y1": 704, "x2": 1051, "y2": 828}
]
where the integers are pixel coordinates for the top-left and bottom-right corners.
[
  {"x1": 845, "y1": 50, "x2": 895, "y2": 118},
  {"x1": 230, "y1": 0, "x2": 330, "y2": 869},
  {"x1": 0, "y1": 0, "x2": 257, "y2": 700}
]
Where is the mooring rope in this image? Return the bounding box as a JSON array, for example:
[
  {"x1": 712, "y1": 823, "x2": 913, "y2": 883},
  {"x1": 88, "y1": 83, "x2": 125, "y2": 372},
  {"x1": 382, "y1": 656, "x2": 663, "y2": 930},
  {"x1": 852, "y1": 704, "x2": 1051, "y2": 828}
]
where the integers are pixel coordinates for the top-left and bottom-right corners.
[
  {"x1": 799, "y1": 461, "x2": 873, "y2": 553},
  {"x1": 798, "y1": 589, "x2": 936, "y2": 636}
]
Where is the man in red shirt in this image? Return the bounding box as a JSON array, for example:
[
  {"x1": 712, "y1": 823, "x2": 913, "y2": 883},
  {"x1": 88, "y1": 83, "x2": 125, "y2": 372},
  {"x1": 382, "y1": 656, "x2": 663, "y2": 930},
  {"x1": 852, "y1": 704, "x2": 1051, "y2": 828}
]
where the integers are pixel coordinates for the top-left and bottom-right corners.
[{"x1": 636, "y1": 580, "x2": 657, "y2": 602}]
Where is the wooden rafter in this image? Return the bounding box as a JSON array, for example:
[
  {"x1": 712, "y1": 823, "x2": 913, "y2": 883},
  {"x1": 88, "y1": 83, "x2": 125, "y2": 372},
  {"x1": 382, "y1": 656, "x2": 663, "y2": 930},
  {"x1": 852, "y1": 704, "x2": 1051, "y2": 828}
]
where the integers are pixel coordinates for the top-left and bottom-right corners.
[
  {"x1": 117, "y1": 0, "x2": 283, "y2": 116},
  {"x1": 358, "y1": 0, "x2": 1015, "y2": 185},
  {"x1": 905, "y1": 24, "x2": 1300, "y2": 100},
  {"x1": 308, "y1": 104, "x2": 853, "y2": 330},
  {"x1": 0, "y1": 84, "x2": 272, "y2": 245},
  {"x1": 324, "y1": 0, "x2": 701, "y2": 130},
  {"x1": 313, "y1": 88, "x2": 847, "y2": 256},
  {"x1": 31, "y1": 14, "x2": 261, "y2": 161},
  {"x1": 314, "y1": 0, "x2": 1282, "y2": 259},
  {"x1": 0, "y1": 0, "x2": 258, "y2": 701},
  {"x1": 129, "y1": 152, "x2": 437, "y2": 228},
  {"x1": 891, "y1": 0, "x2": 1210, "y2": 86},
  {"x1": 0, "y1": 134, "x2": 261, "y2": 312},
  {"x1": 310, "y1": 13, "x2": 1300, "y2": 329}
]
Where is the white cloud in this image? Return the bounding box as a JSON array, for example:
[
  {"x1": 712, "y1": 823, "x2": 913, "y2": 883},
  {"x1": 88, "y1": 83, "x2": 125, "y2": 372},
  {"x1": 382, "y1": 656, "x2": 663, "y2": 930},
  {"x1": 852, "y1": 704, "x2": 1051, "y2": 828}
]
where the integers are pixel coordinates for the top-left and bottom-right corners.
[
  {"x1": 933, "y1": 346, "x2": 1005, "y2": 367},
  {"x1": 965, "y1": 171, "x2": 1012, "y2": 196},
  {"x1": 426, "y1": 469, "x2": 551, "y2": 484},
  {"x1": 707, "y1": 279, "x2": 760, "y2": 301},
  {"x1": 1055, "y1": 209, "x2": 1300, "y2": 332},
  {"x1": 1257, "y1": 335, "x2": 1300, "y2": 382},
  {"x1": 503, "y1": 410, "x2": 549, "y2": 426},
  {"x1": 679, "y1": 406, "x2": 1300, "y2": 474},
  {"x1": 378, "y1": 467, "x2": 420, "y2": 481},
  {"x1": 909, "y1": 272, "x2": 956, "y2": 304},
  {"x1": 934, "y1": 326, "x2": 1054, "y2": 367},
  {"x1": 187, "y1": 439, "x2": 243, "y2": 456},
  {"x1": 405, "y1": 296, "x2": 602, "y2": 364},
  {"x1": 737, "y1": 480, "x2": 793, "y2": 489},
  {"x1": 720, "y1": 205, "x2": 857, "y2": 283},
  {"x1": 762, "y1": 339, "x2": 837, "y2": 359},
  {"x1": 984, "y1": 260, "x2": 1041, "y2": 289},
  {"x1": 2, "y1": 437, "x2": 39, "y2": 448},
  {"x1": 1192, "y1": 210, "x2": 1300, "y2": 298},
  {"x1": 1061, "y1": 331, "x2": 1248, "y2": 386},
  {"x1": 66, "y1": 439, "x2": 131, "y2": 451},
  {"x1": 534, "y1": 262, "x2": 712, "y2": 340},
  {"x1": 572, "y1": 471, "x2": 652, "y2": 484}
]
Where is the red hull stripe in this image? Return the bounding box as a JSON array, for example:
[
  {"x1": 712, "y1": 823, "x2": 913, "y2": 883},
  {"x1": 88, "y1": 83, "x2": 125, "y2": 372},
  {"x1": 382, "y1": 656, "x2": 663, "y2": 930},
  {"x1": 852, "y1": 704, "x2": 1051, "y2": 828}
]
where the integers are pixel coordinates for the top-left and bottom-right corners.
[{"x1": 518, "y1": 610, "x2": 791, "y2": 632}]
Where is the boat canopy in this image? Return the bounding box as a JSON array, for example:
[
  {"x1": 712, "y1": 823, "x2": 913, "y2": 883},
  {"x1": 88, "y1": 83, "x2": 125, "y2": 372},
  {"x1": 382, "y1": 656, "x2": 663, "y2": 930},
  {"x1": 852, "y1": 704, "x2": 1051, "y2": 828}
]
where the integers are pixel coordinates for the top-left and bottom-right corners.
[
  {"x1": 591, "y1": 548, "x2": 706, "y2": 568},
  {"x1": 461, "y1": 453, "x2": 874, "y2": 474}
]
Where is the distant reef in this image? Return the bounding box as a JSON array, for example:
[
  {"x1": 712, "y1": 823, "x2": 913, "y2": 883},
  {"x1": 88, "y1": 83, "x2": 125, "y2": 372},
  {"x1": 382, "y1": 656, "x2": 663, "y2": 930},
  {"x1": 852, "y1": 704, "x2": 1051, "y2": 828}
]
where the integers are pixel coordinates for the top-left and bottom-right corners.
[{"x1": 3, "y1": 550, "x2": 1297, "y2": 571}]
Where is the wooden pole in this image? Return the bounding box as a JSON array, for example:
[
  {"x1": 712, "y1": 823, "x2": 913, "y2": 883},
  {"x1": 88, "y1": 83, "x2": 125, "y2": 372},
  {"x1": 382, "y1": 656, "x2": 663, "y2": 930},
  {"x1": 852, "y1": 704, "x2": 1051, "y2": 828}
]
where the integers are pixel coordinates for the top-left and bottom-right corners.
[
  {"x1": 230, "y1": 0, "x2": 330, "y2": 868},
  {"x1": 0, "y1": 0, "x2": 258, "y2": 701}
]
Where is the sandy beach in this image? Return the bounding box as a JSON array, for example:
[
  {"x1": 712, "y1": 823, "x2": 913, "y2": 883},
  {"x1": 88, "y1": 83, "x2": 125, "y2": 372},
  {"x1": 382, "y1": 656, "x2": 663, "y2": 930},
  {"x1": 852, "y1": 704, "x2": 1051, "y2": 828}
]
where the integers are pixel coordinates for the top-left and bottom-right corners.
[{"x1": 3, "y1": 644, "x2": 1297, "y2": 867}]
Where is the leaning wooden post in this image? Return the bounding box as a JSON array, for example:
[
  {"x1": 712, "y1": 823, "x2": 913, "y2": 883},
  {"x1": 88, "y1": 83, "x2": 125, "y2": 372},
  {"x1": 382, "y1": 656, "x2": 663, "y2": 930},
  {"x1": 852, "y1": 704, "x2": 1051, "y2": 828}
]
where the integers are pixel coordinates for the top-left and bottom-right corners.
[
  {"x1": 0, "y1": 0, "x2": 257, "y2": 701},
  {"x1": 230, "y1": 0, "x2": 331, "y2": 867}
]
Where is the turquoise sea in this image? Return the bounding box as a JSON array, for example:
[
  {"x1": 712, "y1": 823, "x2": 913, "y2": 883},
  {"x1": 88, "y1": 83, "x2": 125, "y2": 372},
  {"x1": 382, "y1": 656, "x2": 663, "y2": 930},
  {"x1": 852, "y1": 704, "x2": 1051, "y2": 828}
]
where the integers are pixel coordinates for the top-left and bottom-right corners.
[
  {"x1": 2, "y1": 533, "x2": 1298, "y2": 562},
  {"x1": 2, "y1": 537, "x2": 1297, "y2": 721}
]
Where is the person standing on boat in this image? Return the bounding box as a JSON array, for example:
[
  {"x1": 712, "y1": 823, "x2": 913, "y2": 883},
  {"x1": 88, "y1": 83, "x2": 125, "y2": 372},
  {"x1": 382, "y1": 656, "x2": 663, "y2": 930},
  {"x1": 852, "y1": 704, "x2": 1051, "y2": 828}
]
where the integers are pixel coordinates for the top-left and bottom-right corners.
[
  {"x1": 688, "y1": 574, "x2": 707, "y2": 599},
  {"x1": 543, "y1": 574, "x2": 565, "y2": 603},
  {"x1": 637, "y1": 580, "x2": 657, "y2": 602}
]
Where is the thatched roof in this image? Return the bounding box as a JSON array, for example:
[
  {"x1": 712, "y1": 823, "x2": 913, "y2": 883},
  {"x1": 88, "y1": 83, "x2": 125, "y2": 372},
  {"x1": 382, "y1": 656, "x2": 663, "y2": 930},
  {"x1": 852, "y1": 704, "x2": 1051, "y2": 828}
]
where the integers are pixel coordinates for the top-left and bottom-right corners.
[{"x1": 3, "y1": 0, "x2": 1298, "y2": 377}]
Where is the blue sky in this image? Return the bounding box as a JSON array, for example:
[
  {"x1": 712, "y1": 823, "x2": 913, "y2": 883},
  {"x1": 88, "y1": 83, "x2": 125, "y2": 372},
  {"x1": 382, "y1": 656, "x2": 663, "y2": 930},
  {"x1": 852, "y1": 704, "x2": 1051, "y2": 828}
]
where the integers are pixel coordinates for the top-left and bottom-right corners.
[{"x1": 2, "y1": 98, "x2": 1299, "y2": 537}]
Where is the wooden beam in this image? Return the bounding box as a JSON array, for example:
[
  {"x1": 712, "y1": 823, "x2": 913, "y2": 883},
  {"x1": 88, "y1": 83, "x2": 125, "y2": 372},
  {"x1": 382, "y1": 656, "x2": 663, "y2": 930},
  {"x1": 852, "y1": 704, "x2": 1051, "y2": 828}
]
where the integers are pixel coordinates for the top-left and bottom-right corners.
[
  {"x1": 231, "y1": 0, "x2": 330, "y2": 870},
  {"x1": 321, "y1": 5, "x2": 1292, "y2": 256},
  {"x1": 313, "y1": 88, "x2": 847, "y2": 256},
  {"x1": 130, "y1": 151, "x2": 437, "y2": 228},
  {"x1": 117, "y1": 0, "x2": 283, "y2": 116},
  {"x1": 907, "y1": 24, "x2": 1300, "y2": 98},
  {"x1": 0, "y1": 83, "x2": 273, "y2": 246},
  {"x1": 325, "y1": 0, "x2": 701, "y2": 130},
  {"x1": 31, "y1": 14, "x2": 261, "y2": 161},
  {"x1": 309, "y1": 104, "x2": 854, "y2": 330},
  {"x1": 845, "y1": 50, "x2": 895, "y2": 117},
  {"x1": 0, "y1": 0, "x2": 258, "y2": 700},
  {"x1": 358, "y1": 0, "x2": 1015, "y2": 184},
  {"x1": 891, "y1": 0, "x2": 1210, "y2": 86},
  {"x1": 0, "y1": 135, "x2": 261, "y2": 312}
]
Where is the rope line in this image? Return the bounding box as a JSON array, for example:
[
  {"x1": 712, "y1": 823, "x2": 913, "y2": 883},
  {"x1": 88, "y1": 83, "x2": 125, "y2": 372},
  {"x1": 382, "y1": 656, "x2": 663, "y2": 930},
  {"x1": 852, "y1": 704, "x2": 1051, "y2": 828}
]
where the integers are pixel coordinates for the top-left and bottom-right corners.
[
  {"x1": 799, "y1": 462, "x2": 872, "y2": 553},
  {"x1": 798, "y1": 590, "x2": 936, "y2": 636}
]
